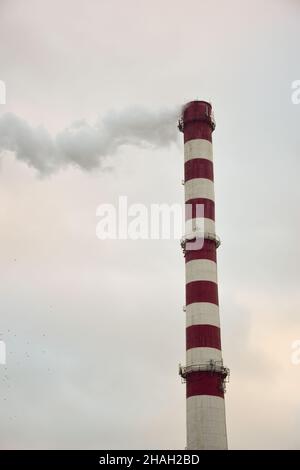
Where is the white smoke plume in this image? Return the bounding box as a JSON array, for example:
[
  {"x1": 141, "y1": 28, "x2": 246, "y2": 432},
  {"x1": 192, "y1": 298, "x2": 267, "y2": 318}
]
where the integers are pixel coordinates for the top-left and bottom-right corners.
[{"x1": 0, "y1": 106, "x2": 180, "y2": 175}]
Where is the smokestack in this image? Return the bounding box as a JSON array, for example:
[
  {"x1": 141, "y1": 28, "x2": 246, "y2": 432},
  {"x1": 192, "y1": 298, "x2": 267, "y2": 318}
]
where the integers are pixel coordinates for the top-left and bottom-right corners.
[{"x1": 178, "y1": 101, "x2": 229, "y2": 450}]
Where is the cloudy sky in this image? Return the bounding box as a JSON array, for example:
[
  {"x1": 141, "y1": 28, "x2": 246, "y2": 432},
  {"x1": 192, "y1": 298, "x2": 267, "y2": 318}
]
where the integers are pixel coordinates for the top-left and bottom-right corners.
[{"x1": 0, "y1": 0, "x2": 300, "y2": 449}]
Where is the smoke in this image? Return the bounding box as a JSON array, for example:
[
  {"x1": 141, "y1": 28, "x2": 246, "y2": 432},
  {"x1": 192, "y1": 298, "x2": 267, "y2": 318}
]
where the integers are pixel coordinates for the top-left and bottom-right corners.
[{"x1": 0, "y1": 106, "x2": 180, "y2": 175}]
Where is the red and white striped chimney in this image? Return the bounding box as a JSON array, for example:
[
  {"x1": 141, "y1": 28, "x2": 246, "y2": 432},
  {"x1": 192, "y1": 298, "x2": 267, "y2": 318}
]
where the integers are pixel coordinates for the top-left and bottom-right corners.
[{"x1": 179, "y1": 100, "x2": 229, "y2": 450}]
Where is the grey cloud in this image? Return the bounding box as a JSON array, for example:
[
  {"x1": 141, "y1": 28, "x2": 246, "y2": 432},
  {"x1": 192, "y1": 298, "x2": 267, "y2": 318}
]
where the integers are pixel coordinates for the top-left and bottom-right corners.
[{"x1": 0, "y1": 107, "x2": 180, "y2": 174}]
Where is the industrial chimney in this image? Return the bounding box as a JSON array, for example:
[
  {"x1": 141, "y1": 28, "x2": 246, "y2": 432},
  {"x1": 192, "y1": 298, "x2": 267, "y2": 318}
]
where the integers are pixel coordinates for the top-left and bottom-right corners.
[{"x1": 178, "y1": 100, "x2": 229, "y2": 450}]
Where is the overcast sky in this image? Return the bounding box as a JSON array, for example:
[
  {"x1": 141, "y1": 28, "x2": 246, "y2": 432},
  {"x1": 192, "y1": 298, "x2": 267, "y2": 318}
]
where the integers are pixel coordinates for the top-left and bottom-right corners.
[{"x1": 0, "y1": 0, "x2": 300, "y2": 449}]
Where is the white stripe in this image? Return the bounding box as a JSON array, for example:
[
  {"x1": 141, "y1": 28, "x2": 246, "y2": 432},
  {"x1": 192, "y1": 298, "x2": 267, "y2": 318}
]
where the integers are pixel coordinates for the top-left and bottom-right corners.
[
  {"x1": 186, "y1": 303, "x2": 220, "y2": 328},
  {"x1": 186, "y1": 347, "x2": 222, "y2": 366},
  {"x1": 185, "y1": 218, "x2": 215, "y2": 237},
  {"x1": 185, "y1": 178, "x2": 215, "y2": 202},
  {"x1": 187, "y1": 395, "x2": 228, "y2": 450},
  {"x1": 184, "y1": 139, "x2": 213, "y2": 163},
  {"x1": 186, "y1": 259, "x2": 217, "y2": 284}
]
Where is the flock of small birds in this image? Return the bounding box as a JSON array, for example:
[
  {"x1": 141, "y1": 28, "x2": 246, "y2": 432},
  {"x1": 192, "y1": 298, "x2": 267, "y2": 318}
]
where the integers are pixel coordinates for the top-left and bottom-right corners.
[
  {"x1": 0, "y1": 328, "x2": 52, "y2": 420},
  {"x1": 0, "y1": 260, "x2": 57, "y2": 422}
]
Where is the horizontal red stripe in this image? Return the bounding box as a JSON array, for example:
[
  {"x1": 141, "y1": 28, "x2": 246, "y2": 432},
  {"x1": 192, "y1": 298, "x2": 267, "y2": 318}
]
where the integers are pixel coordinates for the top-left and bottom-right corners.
[
  {"x1": 185, "y1": 198, "x2": 215, "y2": 221},
  {"x1": 185, "y1": 159, "x2": 214, "y2": 182},
  {"x1": 186, "y1": 325, "x2": 221, "y2": 350},
  {"x1": 182, "y1": 102, "x2": 214, "y2": 139},
  {"x1": 185, "y1": 239, "x2": 217, "y2": 262},
  {"x1": 184, "y1": 123, "x2": 212, "y2": 143},
  {"x1": 186, "y1": 281, "x2": 218, "y2": 306},
  {"x1": 183, "y1": 100, "x2": 212, "y2": 117},
  {"x1": 186, "y1": 371, "x2": 224, "y2": 398}
]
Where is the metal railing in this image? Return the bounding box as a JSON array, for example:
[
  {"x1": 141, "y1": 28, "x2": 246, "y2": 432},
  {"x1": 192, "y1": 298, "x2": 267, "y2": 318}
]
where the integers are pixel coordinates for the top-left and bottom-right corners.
[{"x1": 179, "y1": 360, "x2": 230, "y2": 392}]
